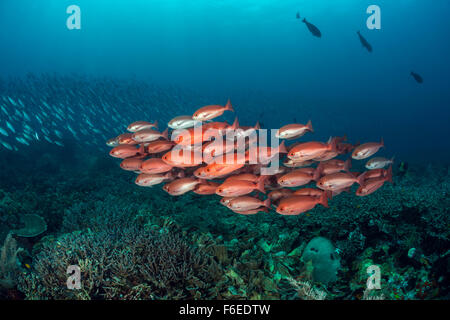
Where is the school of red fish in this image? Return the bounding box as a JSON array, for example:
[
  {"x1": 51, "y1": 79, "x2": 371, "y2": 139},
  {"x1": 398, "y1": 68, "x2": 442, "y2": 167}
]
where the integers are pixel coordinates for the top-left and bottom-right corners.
[{"x1": 107, "y1": 100, "x2": 393, "y2": 216}]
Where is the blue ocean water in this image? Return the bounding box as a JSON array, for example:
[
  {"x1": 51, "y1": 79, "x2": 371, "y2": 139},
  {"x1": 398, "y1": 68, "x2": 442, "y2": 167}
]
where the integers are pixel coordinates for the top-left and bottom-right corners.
[
  {"x1": 1, "y1": 0, "x2": 449, "y2": 162},
  {"x1": 0, "y1": 0, "x2": 449, "y2": 301}
]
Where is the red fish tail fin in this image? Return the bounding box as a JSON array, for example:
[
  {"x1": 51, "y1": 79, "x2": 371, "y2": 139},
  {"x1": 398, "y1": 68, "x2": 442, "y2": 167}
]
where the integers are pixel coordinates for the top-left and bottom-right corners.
[
  {"x1": 153, "y1": 120, "x2": 159, "y2": 129},
  {"x1": 356, "y1": 172, "x2": 366, "y2": 185},
  {"x1": 256, "y1": 176, "x2": 267, "y2": 194},
  {"x1": 344, "y1": 158, "x2": 352, "y2": 172},
  {"x1": 313, "y1": 165, "x2": 322, "y2": 181},
  {"x1": 254, "y1": 121, "x2": 260, "y2": 130},
  {"x1": 325, "y1": 190, "x2": 333, "y2": 199},
  {"x1": 319, "y1": 191, "x2": 329, "y2": 208},
  {"x1": 225, "y1": 99, "x2": 234, "y2": 112},
  {"x1": 230, "y1": 117, "x2": 239, "y2": 130},
  {"x1": 263, "y1": 198, "x2": 271, "y2": 208},
  {"x1": 278, "y1": 140, "x2": 287, "y2": 154},
  {"x1": 386, "y1": 165, "x2": 393, "y2": 184},
  {"x1": 161, "y1": 128, "x2": 169, "y2": 140},
  {"x1": 307, "y1": 120, "x2": 313, "y2": 132},
  {"x1": 328, "y1": 137, "x2": 337, "y2": 152},
  {"x1": 138, "y1": 144, "x2": 146, "y2": 155}
]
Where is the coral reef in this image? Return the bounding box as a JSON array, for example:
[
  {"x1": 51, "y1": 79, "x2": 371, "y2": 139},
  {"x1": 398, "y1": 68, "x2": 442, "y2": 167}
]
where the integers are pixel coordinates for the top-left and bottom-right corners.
[{"x1": 18, "y1": 225, "x2": 222, "y2": 299}]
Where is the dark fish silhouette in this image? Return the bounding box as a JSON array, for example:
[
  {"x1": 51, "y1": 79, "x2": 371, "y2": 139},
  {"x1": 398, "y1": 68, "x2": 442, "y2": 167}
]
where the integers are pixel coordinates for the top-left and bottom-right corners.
[
  {"x1": 302, "y1": 18, "x2": 321, "y2": 38},
  {"x1": 357, "y1": 31, "x2": 372, "y2": 52},
  {"x1": 410, "y1": 71, "x2": 423, "y2": 84}
]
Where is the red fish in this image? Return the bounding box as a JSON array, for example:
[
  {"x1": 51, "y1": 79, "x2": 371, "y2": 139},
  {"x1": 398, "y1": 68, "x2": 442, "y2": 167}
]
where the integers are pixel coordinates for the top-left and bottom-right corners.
[
  {"x1": 118, "y1": 133, "x2": 139, "y2": 145},
  {"x1": 226, "y1": 196, "x2": 270, "y2": 212},
  {"x1": 146, "y1": 140, "x2": 175, "y2": 154},
  {"x1": 268, "y1": 189, "x2": 294, "y2": 202},
  {"x1": 135, "y1": 172, "x2": 172, "y2": 187},
  {"x1": 276, "y1": 193, "x2": 328, "y2": 215},
  {"x1": 140, "y1": 158, "x2": 173, "y2": 174},
  {"x1": 120, "y1": 157, "x2": 144, "y2": 171},
  {"x1": 162, "y1": 148, "x2": 203, "y2": 167},
  {"x1": 352, "y1": 138, "x2": 384, "y2": 160},
  {"x1": 277, "y1": 169, "x2": 317, "y2": 187},
  {"x1": 288, "y1": 139, "x2": 336, "y2": 161},
  {"x1": 110, "y1": 145, "x2": 145, "y2": 159},
  {"x1": 163, "y1": 177, "x2": 202, "y2": 196},
  {"x1": 193, "y1": 181, "x2": 220, "y2": 195},
  {"x1": 316, "y1": 172, "x2": 364, "y2": 191},
  {"x1": 216, "y1": 176, "x2": 266, "y2": 197},
  {"x1": 192, "y1": 99, "x2": 234, "y2": 121},
  {"x1": 275, "y1": 120, "x2": 313, "y2": 139},
  {"x1": 127, "y1": 120, "x2": 158, "y2": 132},
  {"x1": 132, "y1": 128, "x2": 168, "y2": 143},
  {"x1": 356, "y1": 166, "x2": 392, "y2": 196},
  {"x1": 316, "y1": 158, "x2": 351, "y2": 176}
]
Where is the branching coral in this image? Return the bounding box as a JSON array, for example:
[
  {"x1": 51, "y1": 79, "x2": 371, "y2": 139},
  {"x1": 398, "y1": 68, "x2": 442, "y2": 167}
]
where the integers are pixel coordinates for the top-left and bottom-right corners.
[{"x1": 18, "y1": 225, "x2": 222, "y2": 300}]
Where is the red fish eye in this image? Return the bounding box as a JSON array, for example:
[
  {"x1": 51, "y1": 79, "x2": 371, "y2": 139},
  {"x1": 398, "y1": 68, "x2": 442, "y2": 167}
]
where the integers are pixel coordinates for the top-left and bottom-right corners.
[{"x1": 218, "y1": 189, "x2": 222, "y2": 193}]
